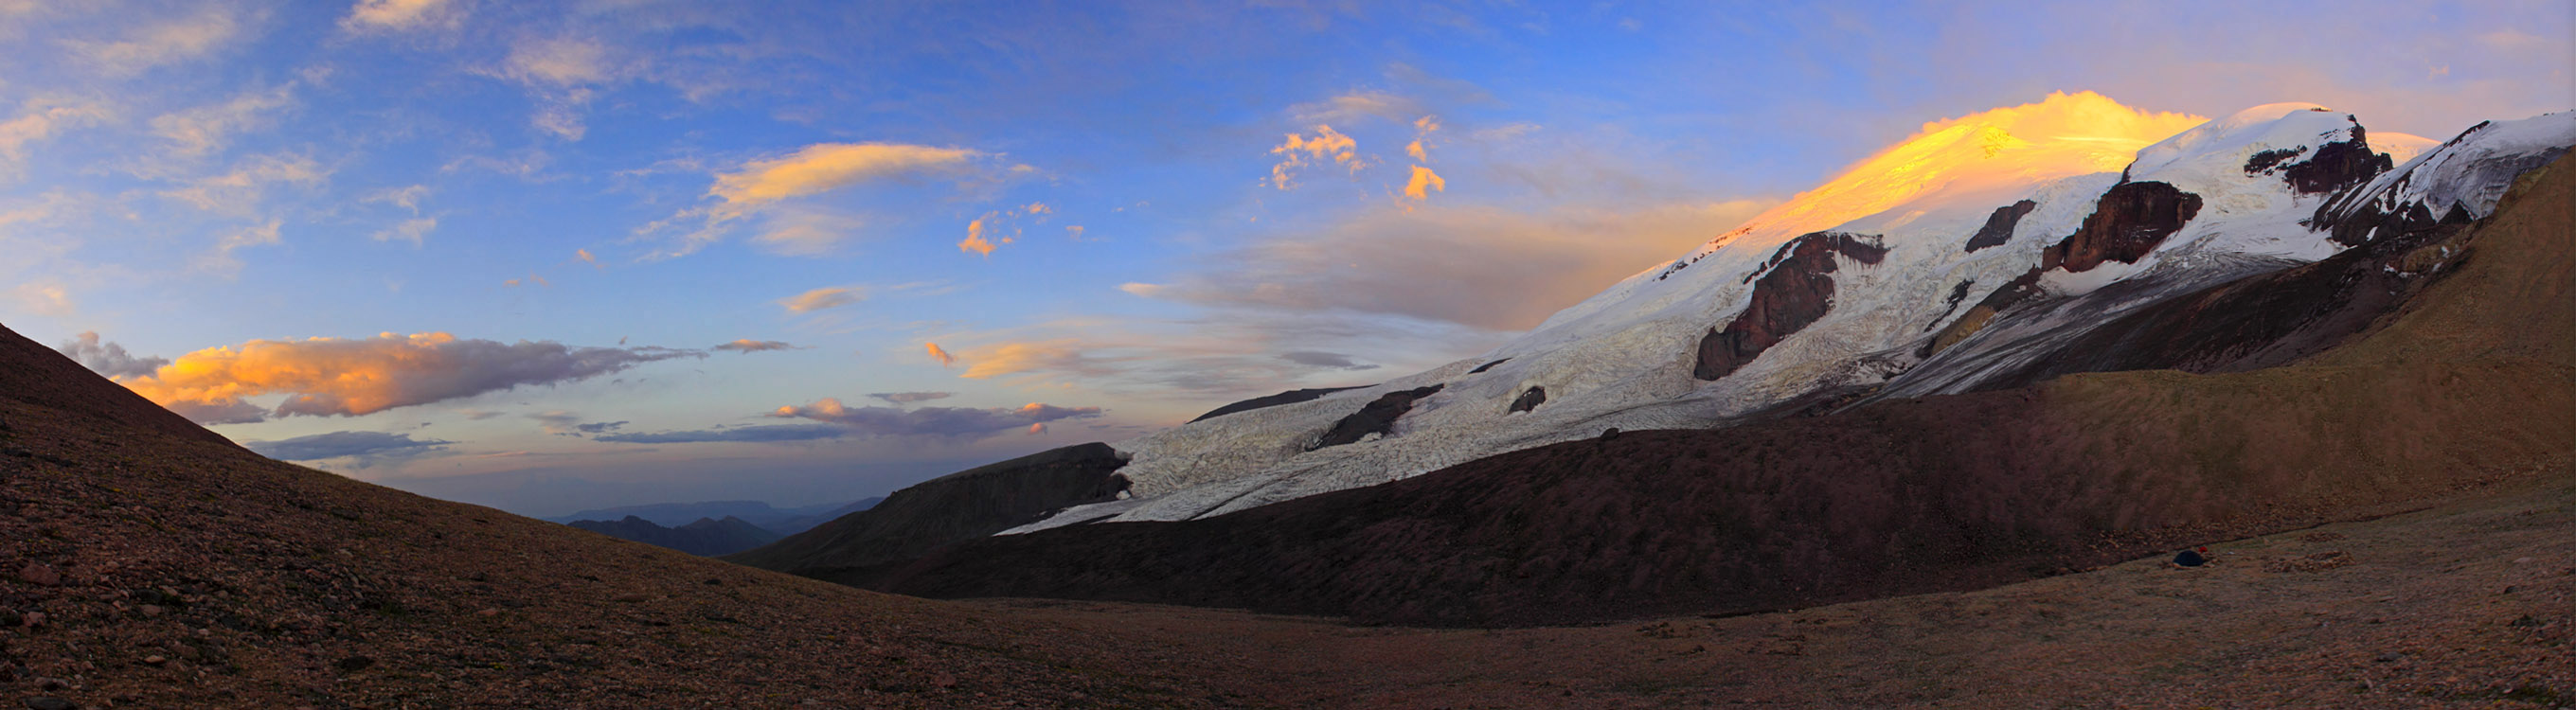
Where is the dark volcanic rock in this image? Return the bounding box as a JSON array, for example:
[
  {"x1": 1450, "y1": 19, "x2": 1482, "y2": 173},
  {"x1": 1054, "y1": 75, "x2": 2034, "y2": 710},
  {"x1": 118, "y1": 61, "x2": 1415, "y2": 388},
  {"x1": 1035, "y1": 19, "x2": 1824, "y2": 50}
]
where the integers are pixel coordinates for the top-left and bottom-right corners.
[
  {"x1": 1466, "y1": 358, "x2": 1511, "y2": 374},
  {"x1": 725, "y1": 442, "x2": 1131, "y2": 578},
  {"x1": 1312, "y1": 385, "x2": 1444, "y2": 449},
  {"x1": 2041, "y1": 181, "x2": 2202, "y2": 273},
  {"x1": 1508, "y1": 386, "x2": 1547, "y2": 414},
  {"x1": 2281, "y1": 124, "x2": 2393, "y2": 195},
  {"x1": 1695, "y1": 231, "x2": 1887, "y2": 381},
  {"x1": 568, "y1": 515, "x2": 782, "y2": 557},
  {"x1": 1189, "y1": 386, "x2": 1370, "y2": 423},
  {"x1": 2244, "y1": 147, "x2": 2307, "y2": 175},
  {"x1": 1961, "y1": 200, "x2": 2038, "y2": 252}
]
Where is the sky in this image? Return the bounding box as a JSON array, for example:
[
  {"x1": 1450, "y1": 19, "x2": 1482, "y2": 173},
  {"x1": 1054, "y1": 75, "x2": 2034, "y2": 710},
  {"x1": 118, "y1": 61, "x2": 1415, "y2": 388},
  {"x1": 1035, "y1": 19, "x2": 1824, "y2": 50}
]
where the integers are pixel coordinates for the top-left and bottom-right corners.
[{"x1": 2, "y1": 0, "x2": 2568, "y2": 517}]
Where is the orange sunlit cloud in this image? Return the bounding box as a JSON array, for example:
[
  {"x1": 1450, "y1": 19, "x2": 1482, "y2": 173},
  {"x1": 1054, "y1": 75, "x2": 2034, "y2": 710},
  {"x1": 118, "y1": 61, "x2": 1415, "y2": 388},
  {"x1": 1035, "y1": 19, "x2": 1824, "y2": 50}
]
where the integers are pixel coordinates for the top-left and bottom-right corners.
[
  {"x1": 1268, "y1": 124, "x2": 1364, "y2": 189},
  {"x1": 1405, "y1": 115, "x2": 1440, "y2": 162},
  {"x1": 924, "y1": 342, "x2": 957, "y2": 367},
  {"x1": 114, "y1": 332, "x2": 701, "y2": 423},
  {"x1": 1722, "y1": 90, "x2": 2206, "y2": 247},
  {"x1": 958, "y1": 216, "x2": 996, "y2": 257},
  {"x1": 708, "y1": 142, "x2": 983, "y2": 222},
  {"x1": 1403, "y1": 165, "x2": 1445, "y2": 204}
]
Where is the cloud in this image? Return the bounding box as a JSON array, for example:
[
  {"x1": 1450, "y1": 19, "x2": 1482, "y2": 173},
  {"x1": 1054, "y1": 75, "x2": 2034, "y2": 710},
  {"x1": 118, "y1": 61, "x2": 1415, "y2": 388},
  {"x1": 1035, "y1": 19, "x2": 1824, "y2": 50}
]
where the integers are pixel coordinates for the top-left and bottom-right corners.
[
  {"x1": 921, "y1": 311, "x2": 1495, "y2": 400},
  {"x1": 366, "y1": 185, "x2": 428, "y2": 212},
  {"x1": 199, "y1": 219, "x2": 283, "y2": 274},
  {"x1": 1268, "y1": 125, "x2": 1365, "y2": 189},
  {"x1": 162, "y1": 152, "x2": 329, "y2": 217},
  {"x1": 1290, "y1": 91, "x2": 1430, "y2": 125},
  {"x1": 779, "y1": 285, "x2": 865, "y2": 313},
  {"x1": 55, "y1": 332, "x2": 169, "y2": 379},
  {"x1": 924, "y1": 342, "x2": 956, "y2": 367},
  {"x1": 750, "y1": 206, "x2": 866, "y2": 256},
  {"x1": 711, "y1": 339, "x2": 797, "y2": 353},
  {"x1": 1402, "y1": 165, "x2": 1445, "y2": 203},
  {"x1": 244, "y1": 431, "x2": 452, "y2": 465},
  {"x1": 0, "y1": 97, "x2": 113, "y2": 171},
  {"x1": 341, "y1": 0, "x2": 458, "y2": 31},
  {"x1": 958, "y1": 216, "x2": 996, "y2": 257},
  {"x1": 113, "y1": 332, "x2": 704, "y2": 423},
  {"x1": 529, "y1": 411, "x2": 628, "y2": 436},
  {"x1": 1028, "y1": 422, "x2": 1046, "y2": 435},
  {"x1": 64, "y1": 6, "x2": 242, "y2": 75},
  {"x1": 653, "y1": 142, "x2": 999, "y2": 257},
  {"x1": 151, "y1": 85, "x2": 294, "y2": 160},
  {"x1": 711, "y1": 143, "x2": 983, "y2": 218},
  {"x1": 868, "y1": 391, "x2": 954, "y2": 405},
  {"x1": 488, "y1": 36, "x2": 617, "y2": 141},
  {"x1": 1279, "y1": 350, "x2": 1379, "y2": 371},
  {"x1": 594, "y1": 423, "x2": 851, "y2": 444},
  {"x1": 1125, "y1": 199, "x2": 1780, "y2": 330},
  {"x1": 575, "y1": 248, "x2": 600, "y2": 268},
  {"x1": 766, "y1": 398, "x2": 1103, "y2": 438},
  {"x1": 1405, "y1": 115, "x2": 1440, "y2": 162},
  {"x1": 372, "y1": 217, "x2": 436, "y2": 246}
]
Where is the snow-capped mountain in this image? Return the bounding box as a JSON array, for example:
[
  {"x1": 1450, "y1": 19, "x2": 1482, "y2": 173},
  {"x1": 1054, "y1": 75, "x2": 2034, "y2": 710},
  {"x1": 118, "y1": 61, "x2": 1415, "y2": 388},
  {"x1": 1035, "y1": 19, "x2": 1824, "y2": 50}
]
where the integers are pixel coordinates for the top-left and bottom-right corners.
[{"x1": 1011, "y1": 94, "x2": 2575, "y2": 533}]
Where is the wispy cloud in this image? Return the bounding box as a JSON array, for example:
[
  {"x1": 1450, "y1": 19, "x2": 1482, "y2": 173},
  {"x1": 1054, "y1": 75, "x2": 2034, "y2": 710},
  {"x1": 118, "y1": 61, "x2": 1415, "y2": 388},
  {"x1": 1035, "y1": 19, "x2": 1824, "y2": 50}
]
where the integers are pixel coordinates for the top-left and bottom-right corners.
[
  {"x1": 341, "y1": 0, "x2": 459, "y2": 32},
  {"x1": 924, "y1": 342, "x2": 956, "y2": 367},
  {"x1": 0, "y1": 97, "x2": 113, "y2": 173},
  {"x1": 1122, "y1": 199, "x2": 1779, "y2": 330},
  {"x1": 244, "y1": 431, "x2": 452, "y2": 466},
  {"x1": 760, "y1": 398, "x2": 1104, "y2": 438},
  {"x1": 711, "y1": 339, "x2": 797, "y2": 353},
  {"x1": 64, "y1": 5, "x2": 244, "y2": 76},
  {"x1": 778, "y1": 285, "x2": 865, "y2": 313},
  {"x1": 150, "y1": 84, "x2": 295, "y2": 160},
  {"x1": 868, "y1": 391, "x2": 953, "y2": 405}
]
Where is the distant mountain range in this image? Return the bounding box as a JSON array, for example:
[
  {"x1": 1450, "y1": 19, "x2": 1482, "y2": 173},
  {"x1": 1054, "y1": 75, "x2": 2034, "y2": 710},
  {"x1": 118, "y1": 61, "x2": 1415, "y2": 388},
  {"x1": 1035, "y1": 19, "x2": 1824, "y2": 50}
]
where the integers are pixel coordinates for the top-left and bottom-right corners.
[
  {"x1": 547, "y1": 498, "x2": 880, "y2": 535},
  {"x1": 551, "y1": 498, "x2": 882, "y2": 556}
]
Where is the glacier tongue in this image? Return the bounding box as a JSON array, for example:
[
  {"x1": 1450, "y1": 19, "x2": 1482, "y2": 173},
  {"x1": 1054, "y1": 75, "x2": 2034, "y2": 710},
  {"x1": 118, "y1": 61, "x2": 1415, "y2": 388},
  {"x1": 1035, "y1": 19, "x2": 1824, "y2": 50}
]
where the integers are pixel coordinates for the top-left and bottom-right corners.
[{"x1": 1005, "y1": 100, "x2": 2576, "y2": 533}]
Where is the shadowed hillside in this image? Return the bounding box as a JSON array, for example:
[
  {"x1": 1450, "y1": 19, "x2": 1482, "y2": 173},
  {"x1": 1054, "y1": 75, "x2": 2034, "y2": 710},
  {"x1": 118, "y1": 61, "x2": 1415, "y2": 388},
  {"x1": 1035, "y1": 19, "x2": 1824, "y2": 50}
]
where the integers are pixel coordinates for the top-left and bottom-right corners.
[{"x1": 0, "y1": 326, "x2": 1234, "y2": 708}]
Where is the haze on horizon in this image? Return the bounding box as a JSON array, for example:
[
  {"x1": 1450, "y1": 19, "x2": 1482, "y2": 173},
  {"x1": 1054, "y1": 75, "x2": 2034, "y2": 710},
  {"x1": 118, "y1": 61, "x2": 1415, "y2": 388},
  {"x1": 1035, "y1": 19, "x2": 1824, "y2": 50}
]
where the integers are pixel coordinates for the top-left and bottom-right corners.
[{"x1": 1, "y1": 0, "x2": 2567, "y2": 516}]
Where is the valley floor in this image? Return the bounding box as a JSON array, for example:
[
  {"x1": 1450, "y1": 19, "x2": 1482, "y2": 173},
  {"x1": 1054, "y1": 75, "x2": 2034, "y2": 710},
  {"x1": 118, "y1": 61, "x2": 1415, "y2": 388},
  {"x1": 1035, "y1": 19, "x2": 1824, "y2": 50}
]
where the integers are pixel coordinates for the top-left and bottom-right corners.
[{"x1": 981, "y1": 459, "x2": 2575, "y2": 709}]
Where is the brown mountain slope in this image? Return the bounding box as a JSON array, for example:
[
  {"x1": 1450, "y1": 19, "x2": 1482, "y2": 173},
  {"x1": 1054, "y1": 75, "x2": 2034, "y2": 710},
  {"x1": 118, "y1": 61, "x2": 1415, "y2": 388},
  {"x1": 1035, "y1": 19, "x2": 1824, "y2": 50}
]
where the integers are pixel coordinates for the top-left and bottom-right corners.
[
  {"x1": 861, "y1": 154, "x2": 2576, "y2": 627},
  {"x1": 0, "y1": 328, "x2": 1238, "y2": 708}
]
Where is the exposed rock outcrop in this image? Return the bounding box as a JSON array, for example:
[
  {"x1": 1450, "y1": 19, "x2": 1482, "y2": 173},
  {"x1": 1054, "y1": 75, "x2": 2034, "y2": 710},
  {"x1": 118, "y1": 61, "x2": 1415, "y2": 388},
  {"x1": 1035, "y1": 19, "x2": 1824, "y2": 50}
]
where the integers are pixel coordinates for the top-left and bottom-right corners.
[
  {"x1": 2041, "y1": 181, "x2": 2202, "y2": 273},
  {"x1": 1190, "y1": 386, "x2": 1370, "y2": 423},
  {"x1": 1694, "y1": 232, "x2": 1888, "y2": 381},
  {"x1": 1961, "y1": 201, "x2": 2037, "y2": 252},
  {"x1": 1508, "y1": 386, "x2": 1547, "y2": 414},
  {"x1": 2280, "y1": 124, "x2": 2392, "y2": 195},
  {"x1": 1312, "y1": 385, "x2": 1444, "y2": 449}
]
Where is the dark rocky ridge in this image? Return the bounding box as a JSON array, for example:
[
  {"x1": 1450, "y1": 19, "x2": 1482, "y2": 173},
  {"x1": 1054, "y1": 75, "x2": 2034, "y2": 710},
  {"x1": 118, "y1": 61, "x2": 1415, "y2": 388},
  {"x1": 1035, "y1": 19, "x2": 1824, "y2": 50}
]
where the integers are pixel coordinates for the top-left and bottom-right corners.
[
  {"x1": 1189, "y1": 385, "x2": 1370, "y2": 423},
  {"x1": 1694, "y1": 231, "x2": 1888, "y2": 381},
  {"x1": 2041, "y1": 180, "x2": 2202, "y2": 273},
  {"x1": 566, "y1": 515, "x2": 781, "y2": 557},
  {"x1": 1311, "y1": 385, "x2": 1444, "y2": 449},
  {"x1": 1508, "y1": 386, "x2": 1547, "y2": 413},
  {"x1": 724, "y1": 442, "x2": 1130, "y2": 579},
  {"x1": 1961, "y1": 200, "x2": 2037, "y2": 252}
]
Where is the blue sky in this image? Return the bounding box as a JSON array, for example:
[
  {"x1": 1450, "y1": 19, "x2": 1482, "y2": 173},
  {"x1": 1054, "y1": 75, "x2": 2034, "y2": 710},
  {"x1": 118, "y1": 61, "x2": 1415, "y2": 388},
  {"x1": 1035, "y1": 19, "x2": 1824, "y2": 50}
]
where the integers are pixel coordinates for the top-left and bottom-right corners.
[{"x1": 3, "y1": 0, "x2": 2567, "y2": 515}]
